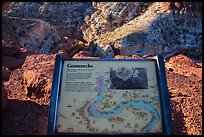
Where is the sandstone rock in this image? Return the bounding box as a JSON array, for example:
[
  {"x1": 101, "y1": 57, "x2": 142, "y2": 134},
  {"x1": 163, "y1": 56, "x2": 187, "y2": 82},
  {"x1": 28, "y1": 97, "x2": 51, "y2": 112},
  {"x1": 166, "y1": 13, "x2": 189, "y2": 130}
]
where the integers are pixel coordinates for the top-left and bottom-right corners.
[
  {"x1": 60, "y1": 41, "x2": 84, "y2": 58},
  {"x1": 2, "y1": 82, "x2": 9, "y2": 114},
  {"x1": 3, "y1": 2, "x2": 94, "y2": 54},
  {"x1": 83, "y1": 2, "x2": 201, "y2": 59},
  {"x1": 2, "y1": 15, "x2": 59, "y2": 54},
  {"x1": 165, "y1": 54, "x2": 202, "y2": 79},
  {"x1": 101, "y1": 45, "x2": 115, "y2": 58},
  {"x1": 22, "y1": 70, "x2": 52, "y2": 99},
  {"x1": 4, "y1": 2, "x2": 94, "y2": 34},
  {"x1": 21, "y1": 54, "x2": 56, "y2": 100},
  {"x1": 114, "y1": 54, "x2": 155, "y2": 59},
  {"x1": 72, "y1": 51, "x2": 100, "y2": 59},
  {"x1": 2, "y1": 56, "x2": 24, "y2": 70},
  {"x1": 2, "y1": 40, "x2": 20, "y2": 56},
  {"x1": 81, "y1": 2, "x2": 153, "y2": 42},
  {"x1": 2, "y1": 67, "x2": 11, "y2": 81},
  {"x1": 114, "y1": 55, "x2": 142, "y2": 59},
  {"x1": 166, "y1": 65, "x2": 202, "y2": 135}
]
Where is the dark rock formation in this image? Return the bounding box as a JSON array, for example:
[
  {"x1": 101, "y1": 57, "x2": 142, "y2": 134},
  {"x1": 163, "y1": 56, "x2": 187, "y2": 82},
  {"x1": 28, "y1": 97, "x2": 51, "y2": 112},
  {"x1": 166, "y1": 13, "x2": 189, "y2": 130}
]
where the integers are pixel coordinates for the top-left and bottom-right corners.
[
  {"x1": 2, "y1": 82, "x2": 9, "y2": 114},
  {"x1": 2, "y1": 40, "x2": 20, "y2": 56},
  {"x1": 2, "y1": 56, "x2": 24, "y2": 70},
  {"x1": 2, "y1": 67, "x2": 11, "y2": 82}
]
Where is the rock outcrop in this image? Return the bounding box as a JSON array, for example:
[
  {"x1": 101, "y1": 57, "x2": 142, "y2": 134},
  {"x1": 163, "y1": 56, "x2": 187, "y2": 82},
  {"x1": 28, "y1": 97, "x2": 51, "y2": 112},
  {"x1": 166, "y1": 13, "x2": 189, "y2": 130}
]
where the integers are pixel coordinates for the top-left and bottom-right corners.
[
  {"x1": 21, "y1": 54, "x2": 56, "y2": 102},
  {"x1": 165, "y1": 54, "x2": 202, "y2": 135},
  {"x1": 82, "y1": 2, "x2": 202, "y2": 59},
  {"x1": 2, "y1": 15, "x2": 60, "y2": 54},
  {"x1": 81, "y1": 2, "x2": 153, "y2": 42},
  {"x1": 165, "y1": 54, "x2": 202, "y2": 79},
  {"x1": 3, "y1": 2, "x2": 94, "y2": 54}
]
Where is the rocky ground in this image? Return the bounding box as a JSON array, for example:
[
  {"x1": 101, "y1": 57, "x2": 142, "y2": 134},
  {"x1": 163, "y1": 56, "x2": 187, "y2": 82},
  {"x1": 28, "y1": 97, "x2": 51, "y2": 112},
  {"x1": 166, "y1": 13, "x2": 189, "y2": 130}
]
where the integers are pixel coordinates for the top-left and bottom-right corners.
[
  {"x1": 2, "y1": 53, "x2": 202, "y2": 135},
  {"x1": 2, "y1": 2, "x2": 202, "y2": 135}
]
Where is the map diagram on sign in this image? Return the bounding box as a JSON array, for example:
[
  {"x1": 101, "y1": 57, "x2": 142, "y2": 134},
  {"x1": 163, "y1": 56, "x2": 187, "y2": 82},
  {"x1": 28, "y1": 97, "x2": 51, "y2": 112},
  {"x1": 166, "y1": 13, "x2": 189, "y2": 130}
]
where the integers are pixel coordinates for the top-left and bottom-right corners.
[{"x1": 58, "y1": 61, "x2": 163, "y2": 133}]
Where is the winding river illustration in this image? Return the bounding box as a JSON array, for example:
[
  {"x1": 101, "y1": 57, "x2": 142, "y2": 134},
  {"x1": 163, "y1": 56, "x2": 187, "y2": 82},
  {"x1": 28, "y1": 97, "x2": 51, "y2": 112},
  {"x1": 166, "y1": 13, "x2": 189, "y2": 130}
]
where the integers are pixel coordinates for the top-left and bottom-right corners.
[{"x1": 88, "y1": 73, "x2": 160, "y2": 132}]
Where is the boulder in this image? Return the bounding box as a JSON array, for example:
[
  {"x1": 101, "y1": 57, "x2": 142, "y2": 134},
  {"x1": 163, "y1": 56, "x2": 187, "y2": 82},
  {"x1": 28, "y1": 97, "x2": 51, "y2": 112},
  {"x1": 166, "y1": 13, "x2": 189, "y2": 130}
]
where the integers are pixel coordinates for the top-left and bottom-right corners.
[
  {"x1": 22, "y1": 70, "x2": 52, "y2": 99},
  {"x1": 21, "y1": 54, "x2": 56, "y2": 100},
  {"x1": 2, "y1": 15, "x2": 59, "y2": 54},
  {"x1": 165, "y1": 54, "x2": 202, "y2": 79}
]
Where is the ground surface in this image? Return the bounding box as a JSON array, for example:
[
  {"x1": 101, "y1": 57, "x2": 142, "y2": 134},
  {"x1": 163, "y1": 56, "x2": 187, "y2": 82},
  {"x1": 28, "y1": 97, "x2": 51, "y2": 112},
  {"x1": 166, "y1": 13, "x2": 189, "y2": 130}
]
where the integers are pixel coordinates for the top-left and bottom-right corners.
[{"x1": 2, "y1": 55, "x2": 202, "y2": 135}]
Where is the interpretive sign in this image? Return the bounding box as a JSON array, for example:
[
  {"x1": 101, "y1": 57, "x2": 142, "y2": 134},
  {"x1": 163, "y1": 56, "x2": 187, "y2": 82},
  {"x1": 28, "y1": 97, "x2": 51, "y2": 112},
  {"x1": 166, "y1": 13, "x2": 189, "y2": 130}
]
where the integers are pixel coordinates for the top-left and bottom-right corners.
[{"x1": 47, "y1": 55, "x2": 173, "y2": 135}]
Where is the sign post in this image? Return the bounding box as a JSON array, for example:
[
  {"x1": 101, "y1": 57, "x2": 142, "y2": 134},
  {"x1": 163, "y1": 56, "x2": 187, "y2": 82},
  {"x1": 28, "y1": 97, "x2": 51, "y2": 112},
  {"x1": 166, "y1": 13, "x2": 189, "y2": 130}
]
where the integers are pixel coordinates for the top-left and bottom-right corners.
[{"x1": 47, "y1": 55, "x2": 173, "y2": 135}]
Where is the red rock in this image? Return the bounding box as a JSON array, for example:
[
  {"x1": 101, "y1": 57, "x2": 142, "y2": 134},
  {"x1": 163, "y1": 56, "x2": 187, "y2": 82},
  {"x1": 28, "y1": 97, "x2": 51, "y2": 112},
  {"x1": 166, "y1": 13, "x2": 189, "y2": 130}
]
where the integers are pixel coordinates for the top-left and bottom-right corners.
[
  {"x1": 162, "y1": 2, "x2": 172, "y2": 10},
  {"x1": 168, "y1": 54, "x2": 200, "y2": 68},
  {"x1": 114, "y1": 55, "x2": 151, "y2": 59},
  {"x1": 174, "y1": 2, "x2": 183, "y2": 9},
  {"x1": 2, "y1": 82, "x2": 9, "y2": 114},
  {"x1": 72, "y1": 51, "x2": 101, "y2": 59},
  {"x1": 165, "y1": 54, "x2": 202, "y2": 79},
  {"x1": 22, "y1": 70, "x2": 52, "y2": 99},
  {"x1": 2, "y1": 56, "x2": 24, "y2": 70},
  {"x1": 114, "y1": 55, "x2": 130, "y2": 59},
  {"x1": 61, "y1": 43, "x2": 84, "y2": 58},
  {"x1": 2, "y1": 40, "x2": 20, "y2": 56},
  {"x1": 2, "y1": 67, "x2": 11, "y2": 81},
  {"x1": 142, "y1": 54, "x2": 156, "y2": 59},
  {"x1": 21, "y1": 54, "x2": 56, "y2": 100}
]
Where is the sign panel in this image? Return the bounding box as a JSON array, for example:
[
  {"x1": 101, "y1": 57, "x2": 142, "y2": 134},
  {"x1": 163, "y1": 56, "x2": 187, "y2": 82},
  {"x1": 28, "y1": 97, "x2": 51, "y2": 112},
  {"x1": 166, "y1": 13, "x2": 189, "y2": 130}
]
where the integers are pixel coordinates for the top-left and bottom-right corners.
[{"x1": 47, "y1": 55, "x2": 173, "y2": 135}]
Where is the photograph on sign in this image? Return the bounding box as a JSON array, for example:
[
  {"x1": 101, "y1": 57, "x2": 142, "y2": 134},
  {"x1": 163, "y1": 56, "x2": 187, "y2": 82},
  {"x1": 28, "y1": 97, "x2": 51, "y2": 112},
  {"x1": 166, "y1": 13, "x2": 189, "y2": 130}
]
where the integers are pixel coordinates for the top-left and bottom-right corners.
[{"x1": 57, "y1": 60, "x2": 163, "y2": 133}]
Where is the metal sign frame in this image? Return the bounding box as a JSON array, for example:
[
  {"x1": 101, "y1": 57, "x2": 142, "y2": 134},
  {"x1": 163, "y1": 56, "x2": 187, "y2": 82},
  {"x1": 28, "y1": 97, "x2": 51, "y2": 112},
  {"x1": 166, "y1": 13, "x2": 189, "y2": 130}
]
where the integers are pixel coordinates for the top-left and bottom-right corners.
[{"x1": 47, "y1": 54, "x2": 173, "y2": 135}]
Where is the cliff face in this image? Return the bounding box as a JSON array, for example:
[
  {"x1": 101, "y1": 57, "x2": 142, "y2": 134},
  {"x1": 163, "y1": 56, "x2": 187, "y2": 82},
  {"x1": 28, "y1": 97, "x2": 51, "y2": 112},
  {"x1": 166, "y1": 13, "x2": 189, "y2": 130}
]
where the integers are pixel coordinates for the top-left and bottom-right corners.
[
  {"x1": 3, "y1": 2, "x2": 94, "y2": 54},
  {"x1": 2, "y1": 2, "x2": 202, "y2": 59},
  {"x1": 82, "y1": 2, "x2": 202, "y2": 59}
]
